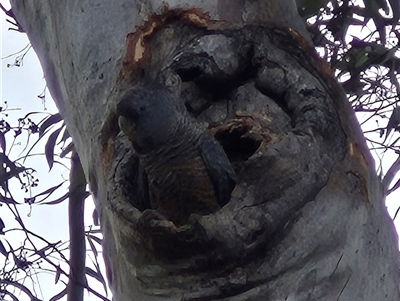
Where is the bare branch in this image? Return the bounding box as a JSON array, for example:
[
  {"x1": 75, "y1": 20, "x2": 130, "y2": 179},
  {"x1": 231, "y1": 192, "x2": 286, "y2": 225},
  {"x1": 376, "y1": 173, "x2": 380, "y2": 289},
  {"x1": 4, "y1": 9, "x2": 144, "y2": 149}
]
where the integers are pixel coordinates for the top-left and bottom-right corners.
[
  {"x1": 0, "y1": 3, "x2": 24, "y2": 32},
  {"x1": 382, "y1": 154, "x2": 400, "y2": 195},
  {"x1": 67, "y1": 151, "x2": 87, "y2": 301}
]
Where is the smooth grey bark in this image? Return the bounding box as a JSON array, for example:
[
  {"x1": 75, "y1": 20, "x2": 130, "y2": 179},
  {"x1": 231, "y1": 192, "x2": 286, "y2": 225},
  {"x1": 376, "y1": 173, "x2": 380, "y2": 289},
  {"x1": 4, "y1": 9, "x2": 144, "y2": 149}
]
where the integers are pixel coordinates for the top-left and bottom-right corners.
[
  {"x1": 68, "y1": 151, "x2": 86, "y2": 301},
  {"x1": 11, "y1": 0, "x2": 400, "y2": 300}
]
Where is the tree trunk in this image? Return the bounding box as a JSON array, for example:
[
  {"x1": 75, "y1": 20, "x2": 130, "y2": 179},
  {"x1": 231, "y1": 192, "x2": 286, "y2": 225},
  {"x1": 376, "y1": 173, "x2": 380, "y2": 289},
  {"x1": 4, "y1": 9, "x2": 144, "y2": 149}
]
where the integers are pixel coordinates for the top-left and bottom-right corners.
[{"x1": 11, "y1": 0, "x2": 400, "y2": 300}]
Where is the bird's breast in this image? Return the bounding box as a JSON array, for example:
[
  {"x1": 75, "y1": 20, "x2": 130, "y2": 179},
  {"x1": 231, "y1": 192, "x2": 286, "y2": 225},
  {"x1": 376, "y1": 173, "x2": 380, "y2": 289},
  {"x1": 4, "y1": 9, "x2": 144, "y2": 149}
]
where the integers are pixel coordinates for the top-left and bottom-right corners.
[{"x1": 143, "y1": 151, "x2": 220, "y2": 225}]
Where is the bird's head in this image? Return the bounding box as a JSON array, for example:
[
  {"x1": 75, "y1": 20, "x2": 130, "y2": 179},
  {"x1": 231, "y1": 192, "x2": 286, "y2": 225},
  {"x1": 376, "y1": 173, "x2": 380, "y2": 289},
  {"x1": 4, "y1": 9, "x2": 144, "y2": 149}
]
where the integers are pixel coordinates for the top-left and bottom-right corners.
[{"x1": 117, "y1": 84, "x2": 183, "y2": 153}]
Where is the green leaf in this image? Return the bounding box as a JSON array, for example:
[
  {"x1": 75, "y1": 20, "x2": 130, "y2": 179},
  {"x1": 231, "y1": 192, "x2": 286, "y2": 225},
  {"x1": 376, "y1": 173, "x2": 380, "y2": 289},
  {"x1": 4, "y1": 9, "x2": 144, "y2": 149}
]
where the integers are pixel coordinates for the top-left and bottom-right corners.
[
  {"x1": 39, "y1": 113, "x2": 62, "y2": 138},
  {"x1": 44, "y1": 127, "x2": 62, "y2": 170}
]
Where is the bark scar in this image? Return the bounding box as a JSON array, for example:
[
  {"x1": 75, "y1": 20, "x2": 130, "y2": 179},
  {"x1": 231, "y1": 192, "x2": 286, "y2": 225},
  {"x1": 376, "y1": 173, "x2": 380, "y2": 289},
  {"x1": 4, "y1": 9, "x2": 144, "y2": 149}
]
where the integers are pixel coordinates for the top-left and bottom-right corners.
[{"x1": 120, "y1": 7, "x2": 227, "y2": 79}]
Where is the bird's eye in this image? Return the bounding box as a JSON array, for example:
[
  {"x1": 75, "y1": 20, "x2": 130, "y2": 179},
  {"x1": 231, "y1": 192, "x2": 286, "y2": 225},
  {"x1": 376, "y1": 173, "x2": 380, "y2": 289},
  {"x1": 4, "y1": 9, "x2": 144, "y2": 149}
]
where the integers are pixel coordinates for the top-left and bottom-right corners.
[{"x1": 140, "y1": 106, "x2": 145, "y2": 111}]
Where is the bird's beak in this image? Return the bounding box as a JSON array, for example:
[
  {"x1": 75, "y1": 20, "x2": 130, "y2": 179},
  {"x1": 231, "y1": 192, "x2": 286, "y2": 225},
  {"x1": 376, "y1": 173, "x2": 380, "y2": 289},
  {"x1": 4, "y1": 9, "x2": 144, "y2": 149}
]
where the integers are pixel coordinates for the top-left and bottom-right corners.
[{"x1": 118, "y1": 116, "x2": 136, "y2": 140}]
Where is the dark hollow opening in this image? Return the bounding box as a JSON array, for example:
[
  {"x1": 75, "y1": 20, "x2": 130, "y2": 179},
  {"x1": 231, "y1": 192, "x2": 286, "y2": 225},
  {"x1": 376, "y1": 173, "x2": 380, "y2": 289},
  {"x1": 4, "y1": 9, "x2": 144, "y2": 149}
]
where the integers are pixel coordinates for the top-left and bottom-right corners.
[{"x1": 214, "y1": 126, "x2": 261, "y2": 164}]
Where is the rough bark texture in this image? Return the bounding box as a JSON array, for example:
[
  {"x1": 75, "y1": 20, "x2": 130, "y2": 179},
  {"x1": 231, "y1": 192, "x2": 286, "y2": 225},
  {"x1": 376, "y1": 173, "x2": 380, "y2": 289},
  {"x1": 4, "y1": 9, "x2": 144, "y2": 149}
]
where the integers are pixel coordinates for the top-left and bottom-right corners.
[{"x1": 11, "y1": 0, "x2": 400, "y2": 300}]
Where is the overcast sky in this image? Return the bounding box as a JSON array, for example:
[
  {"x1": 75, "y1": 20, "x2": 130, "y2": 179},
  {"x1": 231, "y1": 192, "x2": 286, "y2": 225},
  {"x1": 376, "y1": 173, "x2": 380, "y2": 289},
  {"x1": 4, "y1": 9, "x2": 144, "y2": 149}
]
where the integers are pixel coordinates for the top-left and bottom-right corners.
[{"x1": 1, "y1": 2, "x2": 103, "y2": 300}]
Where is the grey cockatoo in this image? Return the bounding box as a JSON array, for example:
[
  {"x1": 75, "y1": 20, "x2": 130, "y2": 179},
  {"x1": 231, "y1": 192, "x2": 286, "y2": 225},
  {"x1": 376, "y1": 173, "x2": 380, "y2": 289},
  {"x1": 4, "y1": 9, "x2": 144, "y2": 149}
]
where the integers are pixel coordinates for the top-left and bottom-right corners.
[{"x1": 117, "y1": 84, "x2": 237, "y2": 225}]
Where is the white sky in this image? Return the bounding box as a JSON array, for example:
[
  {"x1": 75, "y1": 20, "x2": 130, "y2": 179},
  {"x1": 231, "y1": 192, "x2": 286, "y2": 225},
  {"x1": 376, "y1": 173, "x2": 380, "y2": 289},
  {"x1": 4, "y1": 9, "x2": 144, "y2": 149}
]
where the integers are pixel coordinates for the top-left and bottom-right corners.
[
  {"x1": 1, "y1": 1, "x2": 400, "y2": 301},
  {"x1": 1, "y1": 2, "x2": 104, "y2": 300}
]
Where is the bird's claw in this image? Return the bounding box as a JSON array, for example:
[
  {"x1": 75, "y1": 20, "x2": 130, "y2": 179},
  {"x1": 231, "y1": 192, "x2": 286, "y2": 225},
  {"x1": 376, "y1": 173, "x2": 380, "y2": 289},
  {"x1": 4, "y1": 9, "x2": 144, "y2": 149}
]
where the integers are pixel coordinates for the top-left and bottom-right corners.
[{"x1": 137, "y1": 209, "x2": 176, "y2": 233}]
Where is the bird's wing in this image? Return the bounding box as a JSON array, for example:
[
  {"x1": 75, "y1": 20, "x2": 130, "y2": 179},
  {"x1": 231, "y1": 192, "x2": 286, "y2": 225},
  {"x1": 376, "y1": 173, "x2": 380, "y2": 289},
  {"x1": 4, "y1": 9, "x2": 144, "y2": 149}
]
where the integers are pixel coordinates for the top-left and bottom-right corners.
[{"x1": 199, "y1": 133, "x2": 237, "y2": 207}]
